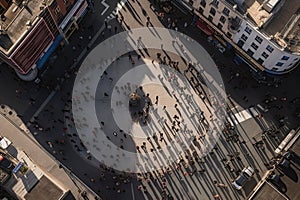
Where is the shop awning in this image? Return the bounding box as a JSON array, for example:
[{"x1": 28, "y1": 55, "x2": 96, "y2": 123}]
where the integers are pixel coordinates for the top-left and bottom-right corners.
[{"x1": 196, "y1": 20, "x2": 214, "y2": 36}]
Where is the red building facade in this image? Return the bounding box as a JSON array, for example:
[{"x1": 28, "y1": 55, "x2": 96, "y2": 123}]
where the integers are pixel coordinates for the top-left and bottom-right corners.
[{"x1": 0, "y1": 0, "x2": 88, "y2": 81}]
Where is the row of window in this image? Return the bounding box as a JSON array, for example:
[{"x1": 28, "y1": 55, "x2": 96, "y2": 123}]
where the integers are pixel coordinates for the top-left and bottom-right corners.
[
  {"x1": 201, "y1": 0, "x2": 230, "y2": 16},
  {"x1": 246, "y1": 49, "x2": 295, "y2": 67},
  {"x1": 53, "y1": 0, "x2": 70, "y2": 16},
  {"x1": 241, "y1": 31, "x2": 275, "y2": 54},
  {"x1": 199, "y1": 0, "x2": 299, "y2": 70}
]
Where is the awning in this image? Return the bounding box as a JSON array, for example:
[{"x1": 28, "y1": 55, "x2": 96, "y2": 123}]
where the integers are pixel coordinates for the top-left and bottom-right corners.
[
  {"x1": 36, "y1": 34, "x2": 63, "y2": 69},
  {"x1": 196, "y1": 20, "x2": 214, "y2": 36},
  {"x1": 75, "y1": 1, "x2": 88, "y2": 19},
  {"x1": 59, "y1": 0, "x2": 84, "y2": 30}
]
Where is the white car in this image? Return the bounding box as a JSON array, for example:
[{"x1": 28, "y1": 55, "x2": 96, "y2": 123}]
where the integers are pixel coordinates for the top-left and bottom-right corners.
[
  {"x1": 257, "y1": 104, "x2": 269, "y2": 113},
  {"x1": 216, "y1": 44, "x2": 226, "y2": 53},
  {"x1": 232, "y1": 166, "x2": 254, "y2": 190}
]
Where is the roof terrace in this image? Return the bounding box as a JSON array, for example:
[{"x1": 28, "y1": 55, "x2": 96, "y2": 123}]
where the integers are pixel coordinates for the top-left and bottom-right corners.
[
  {"x1": 241, "y1": 0, "x2": 300, "y2": 52},
  {"x1": 0, "y1": 0, "x2": 48, "y2": 54}
]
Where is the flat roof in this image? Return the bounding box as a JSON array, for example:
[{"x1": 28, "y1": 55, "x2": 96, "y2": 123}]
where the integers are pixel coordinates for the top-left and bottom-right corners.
[
  {"x1": 242, "y1": 0, "x2": 300, "y2": 52},
  {"x1": 250, "y1": 181, "x2": 287, "y2": 200},
  {"x1": 0, "y1": 0, "x2": 47, "y2": 54},
  {"x1": 24, "y1": 176, "x2": 64, "y2": 200},
  {"x1": 244, "y1": 0, "x2": 270, "y2": 28}
]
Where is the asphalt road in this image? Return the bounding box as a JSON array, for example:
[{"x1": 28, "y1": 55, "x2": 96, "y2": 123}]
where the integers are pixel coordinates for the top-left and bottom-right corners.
[{"x1": 0, "y1": 0, "x2": 299, "y2": 199}]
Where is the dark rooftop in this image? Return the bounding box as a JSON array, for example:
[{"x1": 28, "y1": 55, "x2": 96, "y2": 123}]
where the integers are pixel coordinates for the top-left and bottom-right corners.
[
  {"x1": 249, "y1": 181, "x2": 287, "y2": 200},
  {"x1": 24, "y1": 176, "x2": 64, "y2": 200}
]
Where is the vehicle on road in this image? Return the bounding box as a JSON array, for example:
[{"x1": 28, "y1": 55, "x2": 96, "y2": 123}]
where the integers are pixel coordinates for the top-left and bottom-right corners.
[
  {"x1": 232, "y1": 166, "x2": 254, "y2": 190},
  {"x1": 0, "y1": 155, "x2": 13, "y2": 170},
  {"x1": 216, "y1": 44, "x2": 226, "y2": 53},
  {"x1": 257, "y1": 104, "x2": 269, "y2": 112},
  {"x1": 278, "y1": 158, "x2": 290, "y2": 168},
  {"x1": 267, "y1": 173, "x2": 287, "y2": 193},
  {"x1": 283, "y1": 151, "x2": 300, "y2": 166}
]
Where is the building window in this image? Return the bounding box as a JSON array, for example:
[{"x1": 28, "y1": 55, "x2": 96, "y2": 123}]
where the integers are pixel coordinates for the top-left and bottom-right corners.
[
  {"x1": 237, "y1": 40, "x2": 244, "y2": 48},
  {"x1": 276, "y1": 62, "x2": 284, "y2": 66},
  {"x1": 220, "y1": 16, "x2": 226, "y2": 24},
  {"x1": 255, "y1": 36, "x2": 263, "y2": 44},
  {"x1": 199, "y1": 7, "x2": 204, "y2": 14},
  {"x1": 266, "y1": 45, "x2": 274, "y2": 53},
  {"x1": 247, "y1": 49, "x2": 254, "y2": 57},
  {"x1": 251, "y1": 42, "x2": 259, "y2": 50},
  {"x1": 281, "y1": 56, "x2": 289, "y2": 60},
  {"x1": 222, "y1": 7, "x2": 230, "y2": 16},
  {"x1": 54, "y1": 7, "x2": 60, "y2": 16},
  {"x1": 210, "y1": 7, "x2": 216, "y2": 16},
  {"x1": 241, "y1": 34, "x2": 248, "y2": 41},
  {"x1": 200, "y1": 0, "x2": 206, "y2": 7},
  {"x1": 217, "y1": 23, "x2": 223, "y2": 30},
  {"x1": 50, "y1": 1, "x2": 57, "y2": 9},
  {"x1": 257, "y1": 58, "x2": 264, "y2": 65},
  {"x1": 212, "y1": 0, "x2": 219, "y2": 7},
  {"x1": 271, "y1": 67, "x2": 278, "y2": 71},
  {"x1": 188, "y1": 0, "x2": 194, "y2": 6},
  {"x1": 63, "y1": 0, "x2": 69, "y2": 5},
  {"x1": 208, "y1": 15, "x2": 213, "y2": 22},
  {"x1": 262, "y1": 52, "x2": 269, "y2": 59},
  {"x1": 226, "y1": 32, "x2": 232, "y2": 38},
  {"x1": 294, "y1": 58, "x2": 299, "y2": 61},
  {"x1": 245, "y1": 27, "x2": 252, "y2": 34}
]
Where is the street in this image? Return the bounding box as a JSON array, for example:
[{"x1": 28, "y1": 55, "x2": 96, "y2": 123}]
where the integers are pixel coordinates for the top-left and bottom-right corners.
[{"x1": 0, "y1": 0, "x2": 299, "y2": 199}]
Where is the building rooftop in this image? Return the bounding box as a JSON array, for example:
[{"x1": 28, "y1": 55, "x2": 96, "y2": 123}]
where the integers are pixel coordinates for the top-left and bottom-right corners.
[
  {"x1": 241, "y1": 0, "x2": 300, "y2": 52},
  {"x1": 244, "y1": 0, "x2": 270, "y2": 28},
  {"x1": 249, "y1": 181, "x2": 287, "y2": 200},
  {"x1": 0, "y1": 0, "x2": 49, "y2": 54},
  {"x1": 24, "y1": 175, "x2": 64, "y2": 200}
]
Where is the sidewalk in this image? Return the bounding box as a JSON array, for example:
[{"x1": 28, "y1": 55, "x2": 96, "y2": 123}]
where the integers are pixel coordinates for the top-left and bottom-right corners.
[{"x1": 0, "y1": 113, "x2": 98, "y2": 200}]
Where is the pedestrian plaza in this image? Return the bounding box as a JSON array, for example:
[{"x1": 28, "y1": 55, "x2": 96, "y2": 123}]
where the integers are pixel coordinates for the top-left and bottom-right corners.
[{"x1": 72, "y1": 28, "x2": 227, "y2": 174}]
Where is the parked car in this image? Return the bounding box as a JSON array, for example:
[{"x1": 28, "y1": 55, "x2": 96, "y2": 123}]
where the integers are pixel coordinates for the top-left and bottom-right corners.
[
  {"x1": 207, "y1": 36, "x2": 213, "y2": 43},
  {"x1": 232, "y1": 166, "x2": 254, "y2": 190},
  {"x1": 216, "y1": 44, "x2": 226, "y2": 53},
  {"x1": 0, "y1": 155, "x2": 13, "y2": 170}
]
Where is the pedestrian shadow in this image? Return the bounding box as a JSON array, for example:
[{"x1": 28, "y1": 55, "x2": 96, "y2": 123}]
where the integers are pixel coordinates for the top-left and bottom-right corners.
[{"x1": 125, "y1": 1, "x2": 144, "y2": 26}]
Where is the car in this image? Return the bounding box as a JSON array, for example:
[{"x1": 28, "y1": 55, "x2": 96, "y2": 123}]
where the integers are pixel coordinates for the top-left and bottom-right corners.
[
  {"x1": 207, "y1": 36, "x2": 213, "y2": 43},
  {"x1": 216, "y1": 44, "x2": 226, "y2": 53},
  {"x1": 278, "y1": 158, "x2": 290, "y2": 168},
  {"x1": 0, "y1": 155, "x2": 13, "y2": 170},
  {"x1": 232, "y1": 166, "x2": 254, "y2": 190},
  {"x1": 267, "y1": 173, "x2": 287, "y2": 193},
  {"x1": 257, "y1": 104, "x2": 269, "y2": 112},
  {"x1": 283, "y1": 151, "x2": 300, "y2": 166}
]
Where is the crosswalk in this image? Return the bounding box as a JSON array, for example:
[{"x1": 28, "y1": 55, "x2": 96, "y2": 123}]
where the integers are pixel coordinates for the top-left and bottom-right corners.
[
  {"x1": 227, "y1": 106, "x2": 263, "y2": 126},
  {"x1": 105, "y1": 0, "x2": 127, "y2": 20}
]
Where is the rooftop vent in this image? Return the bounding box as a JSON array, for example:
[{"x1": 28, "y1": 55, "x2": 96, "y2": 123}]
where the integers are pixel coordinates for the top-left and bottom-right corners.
[{"x1": 263, "y1": 0, "x2": 281, "y2": 13}]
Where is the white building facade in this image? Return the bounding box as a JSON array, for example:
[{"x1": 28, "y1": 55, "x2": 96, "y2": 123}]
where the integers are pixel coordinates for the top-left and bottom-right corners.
[
  {"x1": 233, "y1": 21, "x2": 300, "y2": 73},
  {"x1": 185, "y1": 0, "x2": 300, "y2": 74}
]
